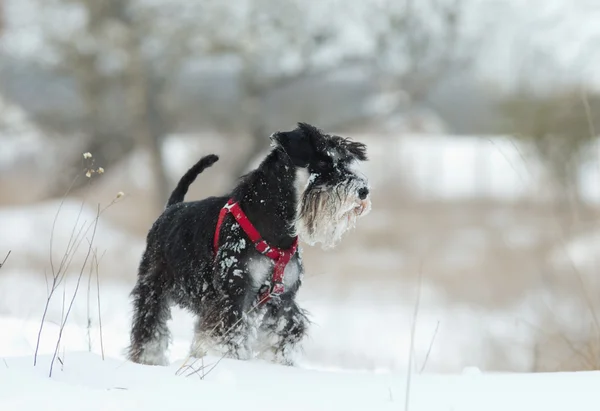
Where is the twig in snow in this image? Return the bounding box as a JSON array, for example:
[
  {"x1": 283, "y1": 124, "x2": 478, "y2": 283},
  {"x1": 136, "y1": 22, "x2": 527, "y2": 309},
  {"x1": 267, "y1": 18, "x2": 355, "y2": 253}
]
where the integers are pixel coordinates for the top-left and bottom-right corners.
[
  {"x1": 89, "y1": 247, "x2": 106, "y2": 360},
  {"x1": 86, "y1": 258, "x2": 93, "y2": 352},
  {"x1": 405, "y1": 261, "x2": 424, "y2": 411},
  {"x1": 49, "y1": 204, "x2": 100, "y2": 377},
  {"x1": 420, "y1": 320, "x2": 440, "y2": 373},
  {"x1": 490, "y1": 114, "x2": 600, "y2": 370},
  {"x1": 0, "y1": 250, "x2": 11, "y2": 271},
  {"x1": 34, "y1": 180, "x2": 122, "y2": 366},
  {"x1": 35, "y1": 175, "x2": 87, "y2": 366},
  {"x1": 85, "y1": 245, "x2": 99, "y2": 353}
]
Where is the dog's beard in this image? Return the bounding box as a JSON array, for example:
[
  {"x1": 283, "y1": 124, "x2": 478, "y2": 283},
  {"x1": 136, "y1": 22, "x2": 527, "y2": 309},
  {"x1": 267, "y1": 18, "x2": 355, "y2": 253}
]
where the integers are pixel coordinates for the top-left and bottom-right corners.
[{"x1": 295, "y1": 179, "x2": 371, "y2": 250}]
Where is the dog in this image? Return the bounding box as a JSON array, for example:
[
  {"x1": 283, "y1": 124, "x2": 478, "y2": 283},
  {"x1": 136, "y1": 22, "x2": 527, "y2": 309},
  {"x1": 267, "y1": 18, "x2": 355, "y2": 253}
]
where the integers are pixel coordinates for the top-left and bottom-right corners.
[{"x1": 127, "y1": 122, "x2": 371, "y2": 366}]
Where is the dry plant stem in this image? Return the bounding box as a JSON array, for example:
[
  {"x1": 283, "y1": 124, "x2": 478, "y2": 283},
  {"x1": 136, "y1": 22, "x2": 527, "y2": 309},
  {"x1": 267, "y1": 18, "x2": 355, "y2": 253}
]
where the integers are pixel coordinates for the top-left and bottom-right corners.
[
  {"x1": 49, "y1": 204, "x2": 100, "y2": 378},
  {"x1": 494, "y1": 124, "x2": 600, "y2": 370},
  {"x1": 34, "y1": 210, "x2": 85, "y2": 365},
  {"x1": 86, "y1": 249, "x2": 95, "y2": 352},
  {"x1": 34, "y1": 193, "x2": 121, "y2": 366},
  {"x1": 420, "y1": 321, "x2": 440, "y2": 373},
  {"x1": 94, "y1": 250, "x2": 106, "y2": 360},
  {"x1": 561, "y1": 241, "x2": 600, "y2": 336},
  {"x1": 44, "y1": 269, "x2": 49, "y2": 295},
  {"x1": 578, "y1": 88, "x2": 600, "y2": 360},
  {"x1": 61, "y1": 346, "x2": 66, "y2": 371},
  {"x1": 84, "y1": 245, "x2": 105, "y2": 353},
  {"x1": 35, "y1": 179, "x2": 87, "y2": 366},
  {"x1": 88, "y1": 247, "x2": 106, "y2": 360},
  {"x1": 49, "y1": 175, "x2": 80, "y2": 279},
  {"x1": 538, "y1": 291, "x2": 596, "y2": 364},
  {"x1": 405, "y1": 262, "x2": 424, "y2": 411},
  {"x1": 581, "y1": 89, "x2": 596, "y2": 143},
  {"x1": 519, "y1": 317, "x2": 592, "y2": 367},
  {"x1": 59, "y1": 281, "x2": 66, "y2": 360},
  {"x1": 486, "y1": 138, "x2": 529, "y2": 187},
  {"x1": 0, "y1": 250, "x2": 11, "y2": 270},
  {"x1": 581, "y1": 89, "x2": 600, "y2": 184}
]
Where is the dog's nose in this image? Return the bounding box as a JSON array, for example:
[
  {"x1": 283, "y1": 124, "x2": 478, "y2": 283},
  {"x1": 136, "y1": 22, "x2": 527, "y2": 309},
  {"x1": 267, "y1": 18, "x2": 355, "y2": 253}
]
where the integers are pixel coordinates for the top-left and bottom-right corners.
[{"x1": 358, "y1": 187, "x2": 369, "y2": 200}]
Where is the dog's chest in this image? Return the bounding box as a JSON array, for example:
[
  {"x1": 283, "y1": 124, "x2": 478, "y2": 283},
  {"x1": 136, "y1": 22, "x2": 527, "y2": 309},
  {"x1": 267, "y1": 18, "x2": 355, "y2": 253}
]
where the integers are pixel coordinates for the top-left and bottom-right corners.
[{"x1": 247, "y1": 256, "x2": 302, "y2": 290}]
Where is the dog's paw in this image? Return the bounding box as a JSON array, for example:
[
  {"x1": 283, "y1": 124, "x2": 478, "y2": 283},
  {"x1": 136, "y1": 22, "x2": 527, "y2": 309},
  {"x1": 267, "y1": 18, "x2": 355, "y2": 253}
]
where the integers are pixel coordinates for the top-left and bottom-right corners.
[
  {"x1": 272, "y1": 345, "x2": 299, "y2": 367},
  {"x1": 223, "y1": 342, "x2": 254, "y2": 361},
  {"x1": 134, "y1": 352, "x2": 170, "y2": 366}
]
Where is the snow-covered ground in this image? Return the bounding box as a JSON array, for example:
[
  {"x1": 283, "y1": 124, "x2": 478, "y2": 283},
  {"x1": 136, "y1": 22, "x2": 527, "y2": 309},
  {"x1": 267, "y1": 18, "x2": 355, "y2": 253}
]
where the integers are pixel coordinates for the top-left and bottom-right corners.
[
  {"x1": 2, "y1": 321, "x2": 600, "y2": 411},
  {"x1": 0, "y1": 270, "x2": 533, "y2": 374},
  {"x1": 1, "y1": 167, "x2": 599, "y2": 410},
  {"x1": 0, "y1": 198, "x2": 546, "y2": 373},
  {"x1": 1, "y1": 161, "x2": 599, "y2": 374}
]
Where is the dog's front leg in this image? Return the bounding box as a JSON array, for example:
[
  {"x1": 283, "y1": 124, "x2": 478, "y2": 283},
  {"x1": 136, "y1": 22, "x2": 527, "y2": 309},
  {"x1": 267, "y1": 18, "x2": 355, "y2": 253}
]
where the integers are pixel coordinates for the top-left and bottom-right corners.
[
  {"x1": 257, "y1": 298, "x2": 309, "y2": 366},
  {"x1": 191, "y1": 252, "x2": 255, "y2": 361}
]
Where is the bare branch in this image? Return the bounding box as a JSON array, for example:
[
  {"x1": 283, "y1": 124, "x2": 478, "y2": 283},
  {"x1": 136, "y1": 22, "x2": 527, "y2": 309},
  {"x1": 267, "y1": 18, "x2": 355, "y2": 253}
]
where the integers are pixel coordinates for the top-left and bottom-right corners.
[
  {"x1": 420, "y1": 320, "x2": 440, "y2": 373},
  {"x1": 0, "y1": 251, "x2": 10, "y2": 271},
  {"x1": 49, "y1": 204, "x2": 100, "y2": 377},
  {"x1": 405, "y1": 260, "x2": 424, "y2": 411}
]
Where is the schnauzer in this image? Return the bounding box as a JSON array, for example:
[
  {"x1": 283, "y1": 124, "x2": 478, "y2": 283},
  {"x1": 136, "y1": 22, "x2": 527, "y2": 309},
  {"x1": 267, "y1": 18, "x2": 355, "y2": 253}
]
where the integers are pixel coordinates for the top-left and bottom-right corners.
[{"x1": 127, "y1": 122, "x2": 371, "y2": 366}]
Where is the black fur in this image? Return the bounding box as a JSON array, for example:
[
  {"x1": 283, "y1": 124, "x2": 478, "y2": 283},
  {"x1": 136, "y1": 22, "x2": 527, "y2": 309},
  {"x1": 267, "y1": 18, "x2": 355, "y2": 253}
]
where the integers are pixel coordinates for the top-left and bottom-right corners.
[
  {"x1": 127, "y1": 122, "x2": 368, "y2": 366},
  {"x1": 166, "y1": 154, "x2": 219, "y2": 207}
]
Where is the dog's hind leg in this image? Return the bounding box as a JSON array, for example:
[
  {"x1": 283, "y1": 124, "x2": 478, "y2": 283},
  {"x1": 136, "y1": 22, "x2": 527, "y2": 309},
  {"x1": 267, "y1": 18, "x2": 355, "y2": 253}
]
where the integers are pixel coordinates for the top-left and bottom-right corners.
[
  {"x1": 127, "y1": 253, "x2": 172, "y2": 366},
  {"x1": 257, "y1": 299, "x2": 309, "y2": 366}
]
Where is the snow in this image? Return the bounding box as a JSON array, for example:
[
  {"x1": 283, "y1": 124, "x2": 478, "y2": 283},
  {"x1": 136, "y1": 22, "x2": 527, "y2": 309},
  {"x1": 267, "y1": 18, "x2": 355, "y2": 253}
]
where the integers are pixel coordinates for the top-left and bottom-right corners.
[
  {"x1": 0, "y1": 263, "x2": 544, "y2": 375},
  {"x1": 2, "y1": 326, "x2": 600, "y2": 411},
  {"x1": 1, "y1": 146, "x2": 600, "y2": 409}
]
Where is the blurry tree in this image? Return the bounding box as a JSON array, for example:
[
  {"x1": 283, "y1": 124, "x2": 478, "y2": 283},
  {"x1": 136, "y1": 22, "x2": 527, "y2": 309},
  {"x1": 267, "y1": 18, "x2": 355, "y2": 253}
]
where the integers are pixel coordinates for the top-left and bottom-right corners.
[
  {"x1": 194, "y1": 0, "x2": 355, "y2": 177},
  {"x1": 32, "y1": 0, "x2": 471, "y2": 205},
  {"x1": 0, "y1": 0, "x2": 4, "y2": 37},
  {"x1": 34, "y1": 0, "x2": 356, "y2": 203},
  {"x1": 369, "y1": 0, "x2": 469, "y2": 114},
  {"x1": 499, "y1": 89, "x2": 600, "y2": 202},
  {"x1": 35, "y1": 0, "x2": 202, "y2": 213}
]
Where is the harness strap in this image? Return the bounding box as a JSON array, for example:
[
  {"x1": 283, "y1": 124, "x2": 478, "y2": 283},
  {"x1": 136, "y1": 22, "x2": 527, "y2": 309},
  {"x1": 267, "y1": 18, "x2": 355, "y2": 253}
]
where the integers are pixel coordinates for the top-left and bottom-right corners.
[{"x1": 214, "y1": 199, "x2": 299, "y2": 305}]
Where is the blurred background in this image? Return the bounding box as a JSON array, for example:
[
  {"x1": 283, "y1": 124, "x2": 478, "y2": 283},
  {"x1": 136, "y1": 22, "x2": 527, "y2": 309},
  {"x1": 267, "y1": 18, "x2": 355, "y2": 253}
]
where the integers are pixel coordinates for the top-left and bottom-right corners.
[{"x1": 1, "y1": 0, "x2": 600, "y2": 374}]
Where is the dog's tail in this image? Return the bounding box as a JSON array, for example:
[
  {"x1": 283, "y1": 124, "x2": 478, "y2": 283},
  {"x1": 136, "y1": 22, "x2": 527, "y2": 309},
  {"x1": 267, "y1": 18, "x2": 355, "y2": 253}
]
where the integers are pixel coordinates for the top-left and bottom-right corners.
[{"x1": 166, "y1": 154, "x2": 220, "y2": 207}]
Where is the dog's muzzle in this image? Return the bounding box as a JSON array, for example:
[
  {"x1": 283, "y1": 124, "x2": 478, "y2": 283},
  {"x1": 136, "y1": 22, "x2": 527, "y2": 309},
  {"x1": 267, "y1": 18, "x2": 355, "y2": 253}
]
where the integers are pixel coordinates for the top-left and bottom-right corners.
[{"x1": 355, "y1": 187, "x2": 370, "y2": 216}]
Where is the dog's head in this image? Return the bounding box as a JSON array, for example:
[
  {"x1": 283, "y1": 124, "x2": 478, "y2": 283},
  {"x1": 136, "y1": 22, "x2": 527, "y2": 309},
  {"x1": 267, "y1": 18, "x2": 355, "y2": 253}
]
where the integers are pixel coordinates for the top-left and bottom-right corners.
[{"x1": 271, "y1": 122, "x2": 371, "y2": 249}]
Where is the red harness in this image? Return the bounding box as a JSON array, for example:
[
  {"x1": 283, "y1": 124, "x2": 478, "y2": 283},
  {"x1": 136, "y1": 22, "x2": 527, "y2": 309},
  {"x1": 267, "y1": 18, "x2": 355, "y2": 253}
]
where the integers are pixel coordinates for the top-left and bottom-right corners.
[{"x1": 214, "y1": 199, "x2": 299, "y2": 305}]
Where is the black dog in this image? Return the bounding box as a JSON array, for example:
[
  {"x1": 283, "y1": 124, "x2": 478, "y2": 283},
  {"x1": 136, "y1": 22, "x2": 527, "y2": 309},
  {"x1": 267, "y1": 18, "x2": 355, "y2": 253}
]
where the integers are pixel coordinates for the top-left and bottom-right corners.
[{"x1": 127, "y1": 123, "x2": 371, "y2": 366}]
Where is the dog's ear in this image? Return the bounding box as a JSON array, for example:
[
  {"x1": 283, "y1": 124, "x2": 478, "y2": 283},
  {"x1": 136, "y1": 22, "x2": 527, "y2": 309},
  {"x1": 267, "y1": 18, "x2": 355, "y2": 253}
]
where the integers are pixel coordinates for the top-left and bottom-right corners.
[
  {"x1": 271, "y1": 122, "x2": 325, "y2": 167},
  {"x1": 296, "y1": 122, "x2": 327, "y2": 152},
  {"x1": 345, "y1": 140, "x2": 368, "y2": 161}
]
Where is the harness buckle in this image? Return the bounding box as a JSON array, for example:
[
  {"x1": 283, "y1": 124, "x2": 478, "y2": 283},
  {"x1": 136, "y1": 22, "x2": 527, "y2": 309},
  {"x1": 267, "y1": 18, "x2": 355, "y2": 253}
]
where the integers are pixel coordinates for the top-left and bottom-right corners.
[
  {"x1": 257, "y1": 281, "x2": 285, "y2": 305},
  {"x1": 270, "y1": 282, "x2": 285, "y2": 295},
  {"x1": 254, "y1": 239, "x2": 271, "y2": 255}
]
